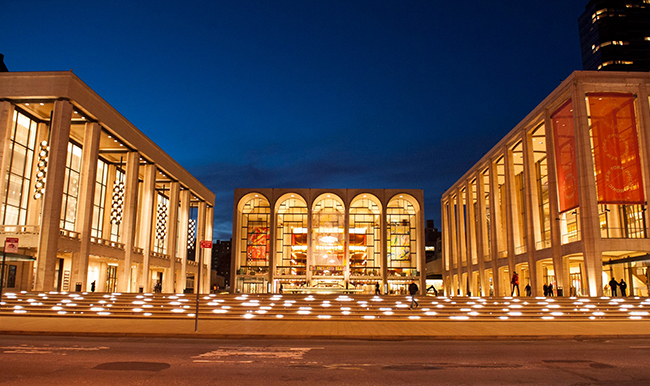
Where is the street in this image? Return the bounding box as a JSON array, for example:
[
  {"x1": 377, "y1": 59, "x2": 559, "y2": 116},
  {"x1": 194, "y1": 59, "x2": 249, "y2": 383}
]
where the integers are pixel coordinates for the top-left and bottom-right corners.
[{"x1": 1, "y1": 335, "x2": 650, "y2": 385}]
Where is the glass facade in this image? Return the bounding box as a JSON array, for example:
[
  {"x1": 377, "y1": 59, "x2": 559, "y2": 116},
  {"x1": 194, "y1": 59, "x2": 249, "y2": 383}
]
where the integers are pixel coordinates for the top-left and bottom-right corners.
[
  {"x1": 60, "y1": 142, "x2": 82, "y2": 231},
  {"x1": 276, "y1": 195, "x2": 308, "y2": 277},
  {"x1": 311, "y1": 195, "x2": 345, "y2": 279},
  {"x1": 91, "y1": 159, "x2": 108, "y2": 238},
  {"x1": 349, "y1": 196, "x2": 381, "y2": 278},
  {"x1": 1, "y1": 110, "x2": 37, "y2": 225}
]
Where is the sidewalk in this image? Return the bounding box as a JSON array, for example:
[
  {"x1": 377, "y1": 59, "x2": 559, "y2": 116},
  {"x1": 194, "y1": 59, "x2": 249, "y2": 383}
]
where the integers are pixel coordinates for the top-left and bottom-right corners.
[{"x1": 2, "y1": 316, "x2": 650, "y2": 340}]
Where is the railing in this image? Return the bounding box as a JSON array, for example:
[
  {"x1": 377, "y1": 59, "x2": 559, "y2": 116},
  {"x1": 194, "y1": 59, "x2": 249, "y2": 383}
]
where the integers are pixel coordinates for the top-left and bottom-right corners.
[
  {"x1": 387, "y1": 268, "x2": 419, "y2": 277},
  {"x1": 237, "y1": 266, "x2": 269, "y2": 275},
  {"x1": 133, "y1": 247, "x2": 143, "y2": 254},
  {"x1": 515, "y1": 245, "x2": 527, "y2": 255},
  {"x1": 151, "y1": 251, "x2": 170, "y2": 260},
  {"x1": 90, "y1": 236, "x2": 125, "y2": 250},
  {"x1": 535, "y1": 239, "x2": 551, "y2": 250},
  {"x1": 561, "y1": 231, "x2": 580, "y2": 244},
  {"x1": 600, "y1": 227, "x2": 647, "y2": 239},
  {"x1": 0, "y1": 225, "x2": 39, "y2": 234},
  {"x1": 498, "y1": 250, "x2": 508, "y2": 259},
  {"x1": 59, "y1": 229, "x2": 81, "y2": 240},
  {"x1": 483, "y1": 254, "x2": 491, "y2": 262},
  {"x1": 276, "y1": 266, "x2": 306, "y2": 276},
  {"x1": 188, "y1": 260, "x2": 198, "y2": 267},
  {"x1": 349, "y1": 267, "x2": 381, "y2": 277}
]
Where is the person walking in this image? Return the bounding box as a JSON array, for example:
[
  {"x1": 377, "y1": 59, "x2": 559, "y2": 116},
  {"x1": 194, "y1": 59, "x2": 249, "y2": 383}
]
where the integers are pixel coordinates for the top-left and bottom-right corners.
[
  {"x1": 548, "y1": 283, "x2": 554, "y2": 296},
  {"x1": 619, "y1": 279, "x2": 628, "y2": 297},
  {"x1": 511, "y1": 272, "x2": 520, "y2": 296},
  {"x1": 543, "y1": 283, "x2": 548, "y2": 297},
  {"x1": 609, "y1": 277, "x2": 618, "y2": 296},
  {"x1": 375, "y1": 282, "x2": 381, "y2": 295},
  {"x1": 90, "y1": 281, "x2": 96, "y2": 293},
  {"x1": 408, "y1": 280, "x2": 419, "y2": 309},
  {"x1": 525, "y1": 283, "x2": 532, "y2": 297}
]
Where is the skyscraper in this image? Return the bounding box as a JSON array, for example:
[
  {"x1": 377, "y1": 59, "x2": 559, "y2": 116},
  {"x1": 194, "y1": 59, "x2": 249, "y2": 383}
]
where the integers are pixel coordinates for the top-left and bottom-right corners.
[{"x1": 579, "y1": 0, "x2": 650, "y2": 71}]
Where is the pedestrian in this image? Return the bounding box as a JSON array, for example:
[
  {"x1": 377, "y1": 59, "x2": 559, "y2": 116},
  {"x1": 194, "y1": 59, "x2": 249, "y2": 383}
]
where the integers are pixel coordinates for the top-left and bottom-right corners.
[
  {"x1": 408, "y1": 280, "x2": 419, "y2": 309},
  {"x1": 525, "y1": 283, "x2": 532, "y2": 297},
  {"x1": 375, "y1": 282, "x2": 380, "y2": 295},
  {"x1": 90, "y1": 281, "x2": 96, "y2": 293},
  {"x1": 511, "y1": 272, "x2": 520, "y2": 296},
  {"x1": 548, "y1": 283, "x2": 554, "y2": 296},
  {"x1": 543, "y1": 283, "x2": 548, "y2": 297},
  {"x1": 619, "y1": 279, "x2": 627, "y2": 297},
  {"x1": 609, "y1": 277, "x2": 618, "y2": 296},
  {"x1": 279, "y1": 284, "x2": 283, "y2": 294}
]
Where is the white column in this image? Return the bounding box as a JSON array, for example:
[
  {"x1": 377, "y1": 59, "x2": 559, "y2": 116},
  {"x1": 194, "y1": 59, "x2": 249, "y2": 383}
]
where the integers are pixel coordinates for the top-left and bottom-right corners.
[
  {"x1": 118, "y1": 151, "x2": 139, "y2": 292},
  {"x1": 35, "y1": 100, "x2": 72, "y2": 291},
  {"x1": 177, "y1": 189, "x2": 190, "y2": 293},
  {"x1": 138, "y1": 164, "x2": 156, "y2": 292},
  {"x1": 72, "y1": 122, "x2": 101, "y2": 291},
  {"x1": 165, "y1": 182, "x2": 180, "y2": 293},
  {"x1": 196, "y1": 200, "x2": 207, "y2": 294},
  {"x1": 0, "y1": 102, "x2": 15, "y2": 208},
  {"x1": 203, "y1": 205, "x2": 214, "y2": 294},
  {"x1": 522, "y1": 130, "x2": 539, "y2": 295}
]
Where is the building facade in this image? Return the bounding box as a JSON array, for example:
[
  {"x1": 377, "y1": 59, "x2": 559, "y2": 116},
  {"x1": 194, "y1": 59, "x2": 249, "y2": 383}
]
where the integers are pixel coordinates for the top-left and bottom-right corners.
[
  {"x1": 579, "y1": 0, "x2": 650, "y2": 71},
  {"x1": 231, "y1": 188, "x2": 426, "y2": 294},
  {"x1": 442, "y1": 71, "x2": 650, "y2": 298},
  {"x1": 0, "y1": 71, "x2": 215, "y2": 294}
]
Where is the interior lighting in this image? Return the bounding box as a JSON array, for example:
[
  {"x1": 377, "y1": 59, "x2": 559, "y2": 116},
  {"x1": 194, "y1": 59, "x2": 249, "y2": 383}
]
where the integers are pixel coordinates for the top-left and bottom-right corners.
[
  {"x1": 57, "y1": 311, "x2": 67, "y2": 315},
  {"x1": 460, "y1": 308, "x2": 472, "y2": 312},
  {"x1": 629, "y1": 311, "x2": 648, "y2": 316}
]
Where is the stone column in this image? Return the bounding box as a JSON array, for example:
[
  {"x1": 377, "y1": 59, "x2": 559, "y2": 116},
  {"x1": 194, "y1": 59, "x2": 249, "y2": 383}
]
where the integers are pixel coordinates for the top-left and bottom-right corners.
[
  {"x1": 449, "y1": 195, "x2": 459, "y2": 294},
  {"x1": 203, "y1": 205, "x2": 213, "y2": 294},
  {"x1": 504, "y1": 147, "x2": 517, "y2": 279},
  {"x1": 381, "y1": 197, "x2": 388, "y2": 292},
  {"x1": 137, "y1": 164, "x2": 156, "y2": 292},
  {"x1": 574, "y1": 83, "x2": 603, "y2": 296},
  {"x1": 164, "y1": 182, "x2": 180, "y2": 293},
  {"x1": 72, "y1": 122, "x2": 101, "y2": 291},
  {"x1": 465, "y1": 181, "x2": 476, "y2": 294},
  {"x1": 456, "y1": 189, "x2": 467, "y2": 295},
  {"x1": 475, "y1": 171, "x2": 487, "y2": 296},
  {"x1": 98, "y1": 261, "x2": 108, "y2": 292},
  {"x1": 196, "y1": 200, "x2": 207, "y2": 294},
  {"x1": 441, "y1": 199, "x2": 450, "y2": 295},
  {"x1": 522, "y1": 130, "x2": 539, "y2": 296},
  {"x1": 35, "y1": 100, "x2": 72, "y2": 291},
  {"x1": 178, "y1": 189, "x2": 190, "y2": 293},
  {"x1": 268, "y1": 198, "x2": 276, "y2": 291},
  {"x1": 488, "y1": 160, "x2": 501, "y2": 296},
  {"x1": 118, "y1": 151, "x2": 140, "y2": 292}
]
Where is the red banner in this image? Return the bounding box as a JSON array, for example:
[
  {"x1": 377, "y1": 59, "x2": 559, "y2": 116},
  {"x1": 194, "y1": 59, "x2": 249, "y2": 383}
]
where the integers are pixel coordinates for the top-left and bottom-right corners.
[
  {"x1": 247, "y1": 227, "x2": 268, "y2": 262},
  {"x1": 588, "y1": 93, "x2": 644, "y2": 204},
  {"x1": 552, "y1": 99, "x2": 580, "y2": 212}
]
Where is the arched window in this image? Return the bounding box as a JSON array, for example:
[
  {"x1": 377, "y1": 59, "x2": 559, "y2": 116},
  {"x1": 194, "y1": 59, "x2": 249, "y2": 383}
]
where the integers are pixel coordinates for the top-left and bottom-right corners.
[
  {"x1": 238, "y1": 194, "x2": 270, "y2": 270},
  {"x1": 349, "y1": 195, "x2": 381, "y2": 278},
  {"x1": 276, "y1": 194, "x2": 308, "y2": 277},
  {"x1": 386, "y1": 195, "x2": 418, "y2": 277},
  {"x1": 311, "y1": 194, "x2": 345, "y2": 278}
]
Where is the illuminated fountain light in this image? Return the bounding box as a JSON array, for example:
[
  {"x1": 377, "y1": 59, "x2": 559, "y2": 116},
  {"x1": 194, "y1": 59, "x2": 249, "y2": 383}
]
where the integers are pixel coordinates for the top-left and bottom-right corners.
[
  {"x1": 260, "y1": 306, "x2": 272, "y2": 310},
  {"x1": 242, "y1": 302, "x2": 259, "y2": 306},
  {"x1": 255, "y1": 310, "x2": 267, "y2": 314},
  {"x1": 52, "y1": 306, "x2": 63, "y2": 311},
  {"x1": 299, "y1": 307, "x2": 312, "y2": 310},
  {"x1": 629, "y1": 311, "x2": 649, "y2": 316},
  {"x1": 363, "y1": 315, "x2": 376, "y2": 320},
  {"x1": 468, "y1": 311, "x2": 479, "y2": 316},
  {"x1": 297, "y1": 310, "x2": 311, "y2": 315},
  {"x1": 132, "y1": 308, "x2": 143, "y2": 312},
  {"x1": 91, "y1": 307, "x2": 105, "y2": 312},
  {"x1": 472, "y1": 304, "x2": 484, "y2": 308},
  {"x1": 169, "y1": 301, "x2": 182, "y2": 306},
  {"x1": 550, "y1": 312, "x2": 563, "y2": 316},
  {"x1": 396, "y1": 304, "x2": 409, "y2": 308},
  {"x1": 508, "y1": 311, "x2": 522, "y2": 316},
  {"x1": 450, "y1": 316, "x2": 469, "y2": 320},
  {"x1": 630, "y1": 316, "x2": 642, "y2": 320},
  {"x1": 318, "y1": 315, "x2": 332, "y2": 319},
  {"x1": 342, "y1": 311, "x2": 351, "y2": 315},
  {"x1": 221, "y1": 306, "x2": 231, "y2": 309},
  {"x1": 460, "y1": 308, "x2": 472, "y2": 312},
  {"x1": 509, "y1": 304, "x2": 522, "y2": 309},
  {"x1": 243, "y1": 313, "x2": 255, "y2": 319},
  {"x1": 144, "y1": 313, "x2": 152, "y2": 316},
  {"x1": 499, "y1": 316, "x2": 509, "y2": 320},
  {"x1": 13, "y1": 305, "x2": 23, "y2": 310},
  {"x1": 99, "y1": 300, "x2": 107, "y2": 304},
  {"x1": 172, "y1": 308, "x2": 185, "y2": 313},
  {"x1": 425, "y1": 311, "x2": 437, "y2": 316},
  {"x1": 542, "y1": 316, "x2": 554, "y2": 320},
  {"x1": 579, "y1": 308, "x2": 590, "y2": 312},
  {"x1": 304, "y1": 296, "x2": 315, "y2": 301},
  {"x1": 270, "y1": 296, "x2": 282, "y2": 301},
  {"x1": 13, "y1": 310, "x2": 27, "y2": 314},
  {"x1": 207, "y1": 302, "x2": 222, "y2": 306},
  {"x1": 235, "y1": 296, "x2": 248, "y2": 300},
  {"x1": 409, "y1": 315, "x2": 420, "y2": 320},
  {"x1": 371, "y1": 296, "x2": 383, "y2": 302},
  {"x1": 276, "y1": 315, "x2": 284, "y2": 318},
  {"x1": 97, "y1": 312, "x2": 111, "y2": 316},
  {"x1": 321, "y1": 303, "x2": 331, "y2": 307},
  {"x1": 336, "y1": 296, "x2": 353, "y2": 302},
  {"x1": 436, "y1": 304, "x2": 444, "y2": 308},
  {"x1": 57, "y1": 311, "x2": 67, "y2": 315},
  {"x1": 212, "y1": 309, "x2": 228, "y2": 314},
  {"x1": 187, "y1": 313, "x2": 195, "y2": 317},
  {"x1": 548, "y1": 304, "x2": 561, "y2": 309},
  {"x1": 143, "y1": 304, "x2": 154, "y2": 308},
  {"x1": 593, "y1": 311, "x2": 605, "y2": 316},
  {"x1": 384, "y1": 311, "x2": 394, "y2": 315}
]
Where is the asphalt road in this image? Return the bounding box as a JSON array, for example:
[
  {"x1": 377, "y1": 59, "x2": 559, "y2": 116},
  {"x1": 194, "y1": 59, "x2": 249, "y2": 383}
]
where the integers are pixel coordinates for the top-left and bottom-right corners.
[{"x1": 1, "y1": 335, "x2": 650, "y2": 385}]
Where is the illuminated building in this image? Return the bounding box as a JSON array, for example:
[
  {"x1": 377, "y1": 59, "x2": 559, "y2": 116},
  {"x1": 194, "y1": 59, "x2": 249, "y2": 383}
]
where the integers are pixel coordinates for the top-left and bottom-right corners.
[
  {"x1": 579, "y1": 0, "x2": 650, "y2": 71},
  {"x1": 231, "y1": 189, "x2": 426, "y2": 294},
  {"x1": 442, "y1": 71, "x2": 650, "y2": 298},
  {"x1": 0, "y1": 71, "x2": 215, "y2": 293}
]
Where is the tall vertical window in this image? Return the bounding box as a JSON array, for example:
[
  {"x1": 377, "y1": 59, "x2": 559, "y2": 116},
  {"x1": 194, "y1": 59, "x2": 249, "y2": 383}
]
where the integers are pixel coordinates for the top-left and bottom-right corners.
[
  {"x1": 512, "y1": 142, "x2": 526, "y2": 253},
  {"x1": 1, "y1": 110, "x2": 37, "y2": 225},
  {"x1": 60, "y1": 142, "x2": 82, "y2": 231},
  {"x1": 387, "y1": 196, "x2": 418, "y2": 276},
  {"x1": 238, "y1": 195, "x2": 270, "y2": 270},
  {"x1": 496, "y1": 157, "x2": 507, "y2": 258},
  {"x1": 470, "y1": 179, "x2": 478, "y2": 265},
  {"x1": 482, "y1": 169, "x2": 491, "y2": 261},
  {"x1": 349, "y1": 196, "x2": 381, "y2": 277},
  {"x1": 532, "y1": 124, "x2": 550, "y2": 249},
  {"x1": 91, "y1": 159, "x2": 108, "y2": 238},
  {"x1": 276, "y1": 195, "x2": 308, "y2": 277},
  {"x1": 311, "y1": 195, "x2": 345, "y2": 277},
  {"x1": 460, "y1": 189, "x2": 468, "y2": 265}
]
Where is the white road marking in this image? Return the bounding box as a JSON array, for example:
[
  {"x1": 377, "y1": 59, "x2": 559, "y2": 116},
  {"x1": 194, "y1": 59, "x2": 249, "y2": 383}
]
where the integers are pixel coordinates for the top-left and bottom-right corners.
[
  {"x1": 192, "y1": 347, "x2": 323, "y2": 362},
  {"x1": 1, "y1": 345, "x2": 109, "y2": 354}
]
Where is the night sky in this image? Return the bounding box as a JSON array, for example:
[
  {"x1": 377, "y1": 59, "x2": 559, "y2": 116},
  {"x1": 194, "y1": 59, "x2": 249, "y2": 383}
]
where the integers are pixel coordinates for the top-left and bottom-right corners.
[{"x1": 2, "y1": 1, "x2": 586, "y2": 240}]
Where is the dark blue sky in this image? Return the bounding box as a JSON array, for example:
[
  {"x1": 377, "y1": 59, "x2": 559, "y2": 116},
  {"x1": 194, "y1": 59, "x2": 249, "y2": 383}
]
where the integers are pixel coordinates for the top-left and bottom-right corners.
[{"x1": 2, "y1": 1, "x2": 586, "y2": 240}]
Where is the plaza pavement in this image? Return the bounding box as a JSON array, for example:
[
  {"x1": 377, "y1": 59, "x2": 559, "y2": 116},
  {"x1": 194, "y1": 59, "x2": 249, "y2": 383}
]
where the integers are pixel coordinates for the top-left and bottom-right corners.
[{"x1": 1, "y1": 292, "x2": 650, "y2": 340}]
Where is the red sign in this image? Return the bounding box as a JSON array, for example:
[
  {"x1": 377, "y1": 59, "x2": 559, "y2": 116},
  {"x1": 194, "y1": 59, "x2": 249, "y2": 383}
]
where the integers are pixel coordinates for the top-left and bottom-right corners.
[
  {"x1": 200, "y1": 240, "x2": 213, "y2": 249},
  {"x1": 5, "y1": 238, "x2": 18, "y2": 253}
]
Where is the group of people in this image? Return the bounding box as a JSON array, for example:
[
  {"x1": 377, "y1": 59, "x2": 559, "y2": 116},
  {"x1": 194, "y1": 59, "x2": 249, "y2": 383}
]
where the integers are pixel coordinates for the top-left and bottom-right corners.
[
  {"x1": 511, "y1": 271, "x2": 555, "y2": 297},
  {"x1": 608, "y1": 277, "x2": 628, "y2": 297}
]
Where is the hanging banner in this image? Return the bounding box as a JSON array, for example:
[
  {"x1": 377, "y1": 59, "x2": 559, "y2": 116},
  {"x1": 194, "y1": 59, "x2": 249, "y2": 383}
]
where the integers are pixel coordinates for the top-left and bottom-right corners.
[
  {"x1": 552, "y1": 99, "x2": 580, "y2": 212},
  {"x1": 588, "y1": 93, "x2": 645, "y2": 204},
  {"x1": 246, "y1": 227, "x2": 268, "y2": 262}
]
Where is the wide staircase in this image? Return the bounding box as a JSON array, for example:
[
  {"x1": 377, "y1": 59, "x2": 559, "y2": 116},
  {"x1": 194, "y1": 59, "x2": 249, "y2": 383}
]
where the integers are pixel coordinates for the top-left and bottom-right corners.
[{"x1": 2, "y1": 291, "x2": 650, "y2": 322}]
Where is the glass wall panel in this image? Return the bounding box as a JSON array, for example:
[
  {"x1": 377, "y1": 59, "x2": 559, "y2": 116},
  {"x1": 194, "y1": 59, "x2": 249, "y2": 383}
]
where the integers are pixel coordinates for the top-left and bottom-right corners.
[
  {"x1": 60, "y1": 142, "x2": 82, "y2": 231},
  {"x1": 1, "y1": 110, "x2": 37, "y2": 226},
  {"x1": 311, "y1": 195, "x2": 345, "y2": 278},
  {"x1": 532, "y1": 124, "x2": 550, "y2": 249},
  {"x1": 512, "y1": 142, "x2": 526, "y2": 254},
  {"x1": 460, "y1": 189, "x2": 468, "y2": 265},
  {"x1": 238, "y1": 195, "x2": 271, "y2": 272},
  {"x1": 91, "y1": 159, "x2": 108, "y2": 238},
  {"x1": 276, "y1": 195, "x2": 308, "y2": 277},
  {"x1": 470, "y1": 179, "x2": 478, "y2": 265},
  {"x1": 482, "y1": 169, "x2": 491, "y2": 261},
  {"x1": 496, "y1": 157, "x2": 507, "y2": 258},
  {"x1": 349, "y1": 196, "x2": 381, "y2": 278},
  {"x1": 387, "y1": 196, "x2": 418, "y2": 277}
]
